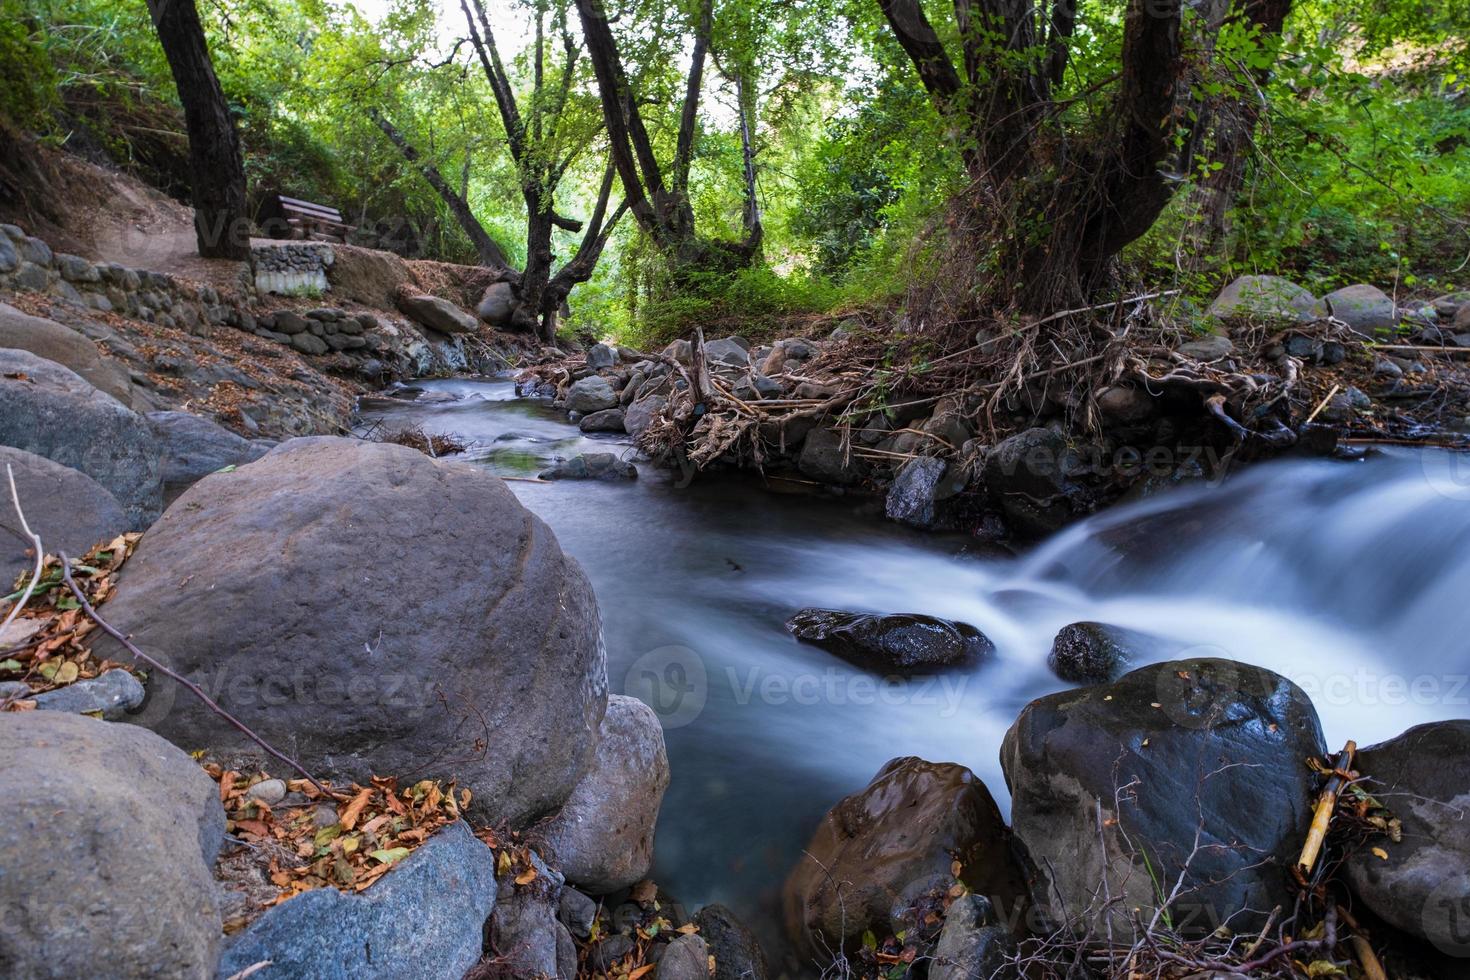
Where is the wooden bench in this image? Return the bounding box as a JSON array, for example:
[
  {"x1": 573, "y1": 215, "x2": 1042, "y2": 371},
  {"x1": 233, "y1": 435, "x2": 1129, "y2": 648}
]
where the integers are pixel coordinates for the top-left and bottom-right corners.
[{"x1": 258, "y1": 194, "x2": 357, "y2": 243}]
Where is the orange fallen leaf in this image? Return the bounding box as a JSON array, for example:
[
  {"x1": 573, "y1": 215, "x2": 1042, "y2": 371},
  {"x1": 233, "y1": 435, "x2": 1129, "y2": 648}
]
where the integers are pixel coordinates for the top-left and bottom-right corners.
[{"x1": 339, "y1": 786, "x2": 373, "y2": 831}]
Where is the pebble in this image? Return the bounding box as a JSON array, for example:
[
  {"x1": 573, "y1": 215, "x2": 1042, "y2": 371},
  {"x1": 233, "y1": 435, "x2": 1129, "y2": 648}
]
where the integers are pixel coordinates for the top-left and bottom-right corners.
[{"x1": 247, "y1": 778, "x2": 288, "y2": 806}]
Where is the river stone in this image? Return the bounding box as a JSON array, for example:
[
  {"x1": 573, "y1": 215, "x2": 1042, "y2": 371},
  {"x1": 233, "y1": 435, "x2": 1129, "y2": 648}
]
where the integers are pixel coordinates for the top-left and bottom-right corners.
[
  {"x1": 0, "y1": 712, "x2": 225, "y2": 979},
  {"x1": 586, "y1": 342, "x2": 619, "y2": 371},
  {"x1": 798, "y1": 426, "x2": 864, "y2": 485},
  {"x1": 624, "y1": 395, "x2": 667, "y2": 441},
  {"x1": 0, "y1": 348, "x2": 161, "y2": 529},
  {"x1": 930, "y1": 894, "x2": 1016, "y2": 980},
  {"x1": 782, "y1": 757, "x2": 1028, "y2": 955},
  {"x1": 0, "y1": 302, "x2": 132, "y2": 403},
  {"x1": 92, "y1": 437, "x2": 606, "y2": 827},
  {"x1": 980, "y1": 427, "x2": 1082, "y2": 538},
  {"x1": 273, "y1": 311, "x2": 309, "y2": 335},
  {"x1": 1001, "y1": 658, "x2": 1326, "y2": 937},
  {"x1": 1345, "y1": 720, "x2": 1470, "y2": 956},
  {"x1": 218, "y1": 820, "x2": 496, "y2": 979},
  {"x1": 1207, "y1": 274, "x2": 1324, "y2": 324},
  {"x1": 291, "y1": 331, "x2": 329, "y2": 355},
  {"x1": 567, "y1": 375, "x2": 619, "y2": 413},
  {"x1": 1323, "y1": 283, "x2": 1397, "y2": 338},
  {"x1": 397, "y1": 293, "x2": 477, "y2": 335},
  {"x1": 30, "y1": 668, "x2": 145, "y2": 719},
  {"x1": 540, "y1": 452, "x2": 637, "y2": 481},
  {"x1": 1095, "y1": 384, "x2": 1156, "y2": 423},
  {"x1": 886, "y1": 456, "x2": 961, "y2": 529},
  {"x1": 580, "y1": 408, "x2": 627, "y2": 434},
  {"x1": 489, "y1": 850, "x2": 565, "y2": 978},
  {"x1": 532, "y1": 695, "x2": 670, "y2": 894},
  {"x1": 1178, "y1": 334, "x2": 1235, "y2": 361},
  {"x1": 0, "y1": 446, "x2": 128, "y2": 587},
  {"x1": 694, "y1": 904, "x2": 769, "y2": 980},
  {"x1": 0, "y1": 235, "x2": 15, "y2": 273},
  {"x1": 475, "y1": 281, "x2": 517, "y2": 325},
  {"x1": 1048, "y1": 622, "x2": 1132, "y2": 684},
  {"x1": 704, "y1": 337, "x2": 750, "y2": 367},
  {"x1": 659, "y1": 934, "x2": 710, "y2": 980},
  {"x1": 147, "y1": 411, "x2": 271, "y2": 496},
  {"x1": 786, "y1": 609, "x2": 994, "y2": 674}
]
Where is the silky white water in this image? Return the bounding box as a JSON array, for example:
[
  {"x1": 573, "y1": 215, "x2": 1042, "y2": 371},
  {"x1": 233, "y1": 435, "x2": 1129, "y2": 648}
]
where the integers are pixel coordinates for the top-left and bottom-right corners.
[{"x1": 361, "y1": 378, "x2": 1470, "y2": 938}]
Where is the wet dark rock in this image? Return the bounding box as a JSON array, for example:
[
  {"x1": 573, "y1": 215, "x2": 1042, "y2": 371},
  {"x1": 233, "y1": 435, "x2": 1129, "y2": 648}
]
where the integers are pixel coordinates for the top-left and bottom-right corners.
[
  {"x1": 885, "y1": 456, "x2": 961, "y2": 529},
  {"x1": 979, "y1": 427, "x2": 1085, "y2": 539},
  {"x1": 694, "y1": 904, "x2": 768, "y2": 980},
  {"x1": 930, "y1": 893, "x2": 1017, "y2": 980},
  {"x1": 1002, "y1": 658, "x2": 1326, "y2": 936},
  {"x1": 1048, "y1": 622, "x2": 1132, "y2": 684},
  {"x1": 785, "y1": 608, "x2": 994, "y2": 673},
  {"x1": 1345, "y1": 720, "x2": 1470, "y2": 956},
  {"x1": 540, "y1": 452, "x2": 637, "y2": 481},
  {"x1": 798, "y1": 426, "x2": 865, "y2": 485},
  {"x1": 782, "y1": 757, "x2": 1028, "y2": 955}
]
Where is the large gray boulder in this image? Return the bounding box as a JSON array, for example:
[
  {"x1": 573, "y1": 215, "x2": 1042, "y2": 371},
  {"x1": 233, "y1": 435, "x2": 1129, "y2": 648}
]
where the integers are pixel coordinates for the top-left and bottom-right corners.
[
  {"x1": 147, "y1": 411, "x2": 272, "y2": 497},
  {"x1": 0, "y1": 446, "x2": 127, "y2": 586},
  {"x1": 1207, "y1": 274, "x2": 1324, "y2": 324},
  {"x1": 624, "y1": 395, "x2": 667, "y2": 441},
  {"x1": 0, "y1": 302, "x2": 132, "y2": 403},
  {"x1": 531, "y1": 695, "x2": 669, "y2": 894},
  {"x1": 782, "y1": 757, "x2": 1028, "y2": 955},
  {"x1": 1345, "y1": 720, "x2": 1470, "y2": 956},
  {"x1": 217, "y1": 820, "x2": 497, "y2": 980},
  {"x1": 396, "y1": 293, "x2": 477, "y2": 335},
  {"x1": 0, "y1": 348, "x2": 162, "y2": 529},
  {"x1": 1001, "y1": 659, "x2": 1326, "y2": 937},
  {"x1": 0, "y1": 712, "x2": 225, "y2": 979},
  {"x1": 94, "y1": 437, "x2": 606, "y2": 827},
  {"x1": 1323, "y1": 283, "x2": 1397, "y2": 338}
]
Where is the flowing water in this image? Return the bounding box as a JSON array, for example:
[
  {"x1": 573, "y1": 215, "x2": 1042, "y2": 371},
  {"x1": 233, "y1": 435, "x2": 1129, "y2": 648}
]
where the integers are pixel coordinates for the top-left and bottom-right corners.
[{"x1": 359, "y1": 377, "x2": 1470, "y2": 945}]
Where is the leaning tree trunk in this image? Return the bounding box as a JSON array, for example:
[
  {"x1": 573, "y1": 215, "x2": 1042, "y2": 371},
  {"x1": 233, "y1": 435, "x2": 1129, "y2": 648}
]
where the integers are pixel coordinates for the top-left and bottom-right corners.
[{"x1": 145, "y1": 0, "x2": 249, "y2": 260}]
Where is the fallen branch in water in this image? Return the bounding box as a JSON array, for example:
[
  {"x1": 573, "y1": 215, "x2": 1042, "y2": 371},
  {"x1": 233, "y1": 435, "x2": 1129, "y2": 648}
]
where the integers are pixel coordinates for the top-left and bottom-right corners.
[{"x1": 56, "y1": 550, "x2": 331, "y2": 797}]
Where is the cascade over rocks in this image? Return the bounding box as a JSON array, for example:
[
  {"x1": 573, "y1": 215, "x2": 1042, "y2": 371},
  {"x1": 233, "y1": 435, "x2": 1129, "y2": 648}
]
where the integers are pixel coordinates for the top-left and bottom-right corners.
[
  {"x1": 785, "y1": 608, "x2": 994, "y2": 674},
  {"x1": 92, "y1": 437, "x2": 607, "y2": 827},
  {"x1": 1001, "y1": 658, "x2": 1326, "y2": 936},
  {"x1": 0, "y1": 445, "x2": 127, "y2": 585},
  {"x1": 1345, "y1": 720, "x2": 1470, "y2": 955},
  {"x1": 0, "y1": 712, "x2": 226, "y2": 980},
  {"x1": 0, "y1": 347, "x2": 162, "y2": 528},
  {"x1": 782, "y1": 756, "x2": 1028, "y2": 955}
]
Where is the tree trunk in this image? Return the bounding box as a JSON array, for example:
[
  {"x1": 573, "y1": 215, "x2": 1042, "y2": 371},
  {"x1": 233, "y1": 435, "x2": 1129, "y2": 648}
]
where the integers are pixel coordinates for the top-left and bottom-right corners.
[{"x1": 145, "y1": 0, "x2": 249, "y2": 260}]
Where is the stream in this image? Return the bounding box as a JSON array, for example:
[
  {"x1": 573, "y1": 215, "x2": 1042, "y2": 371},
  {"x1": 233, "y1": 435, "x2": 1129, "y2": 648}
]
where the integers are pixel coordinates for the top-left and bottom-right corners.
[{"x1": 359, "y1": 376, "x2": 1470, "y2": 950}]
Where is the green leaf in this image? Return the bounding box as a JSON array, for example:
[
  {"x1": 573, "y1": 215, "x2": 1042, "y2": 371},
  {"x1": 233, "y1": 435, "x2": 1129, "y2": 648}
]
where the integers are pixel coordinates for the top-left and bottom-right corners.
[{"x1": 370, "y1": 847, "x2": 411, "y2": 865}]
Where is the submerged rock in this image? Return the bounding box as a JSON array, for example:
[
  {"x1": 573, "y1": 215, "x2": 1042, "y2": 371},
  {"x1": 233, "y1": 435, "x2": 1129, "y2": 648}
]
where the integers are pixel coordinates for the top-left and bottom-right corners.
[
  {"x1": 0, "y1": 712, "x2": 225, "y2": 979},
  {"x1": 1002, "y1": 658, "x2": 1326, "y2": 936},
  {"x1": 782, "y1": 757, "x2": 1028, "y2": 955},
  {"x1": 1048, "y1": 621, "x2": 1132, "y2": 684},
  {"x1": 785, "y1": 608, "x2": 994, "y2": 673},
  {"x1": 1345, "y1": 720, "x2": 1470, "y2": 956},
  {"x1": 219, "y1": 821, "x2": 496, "y2": 979},
  {"x1": 540, "y1": 452, "x2": 637, "y2": 481},
  {"x1": 91, "y1": 437, "x2": 606, "y2": 828}
]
